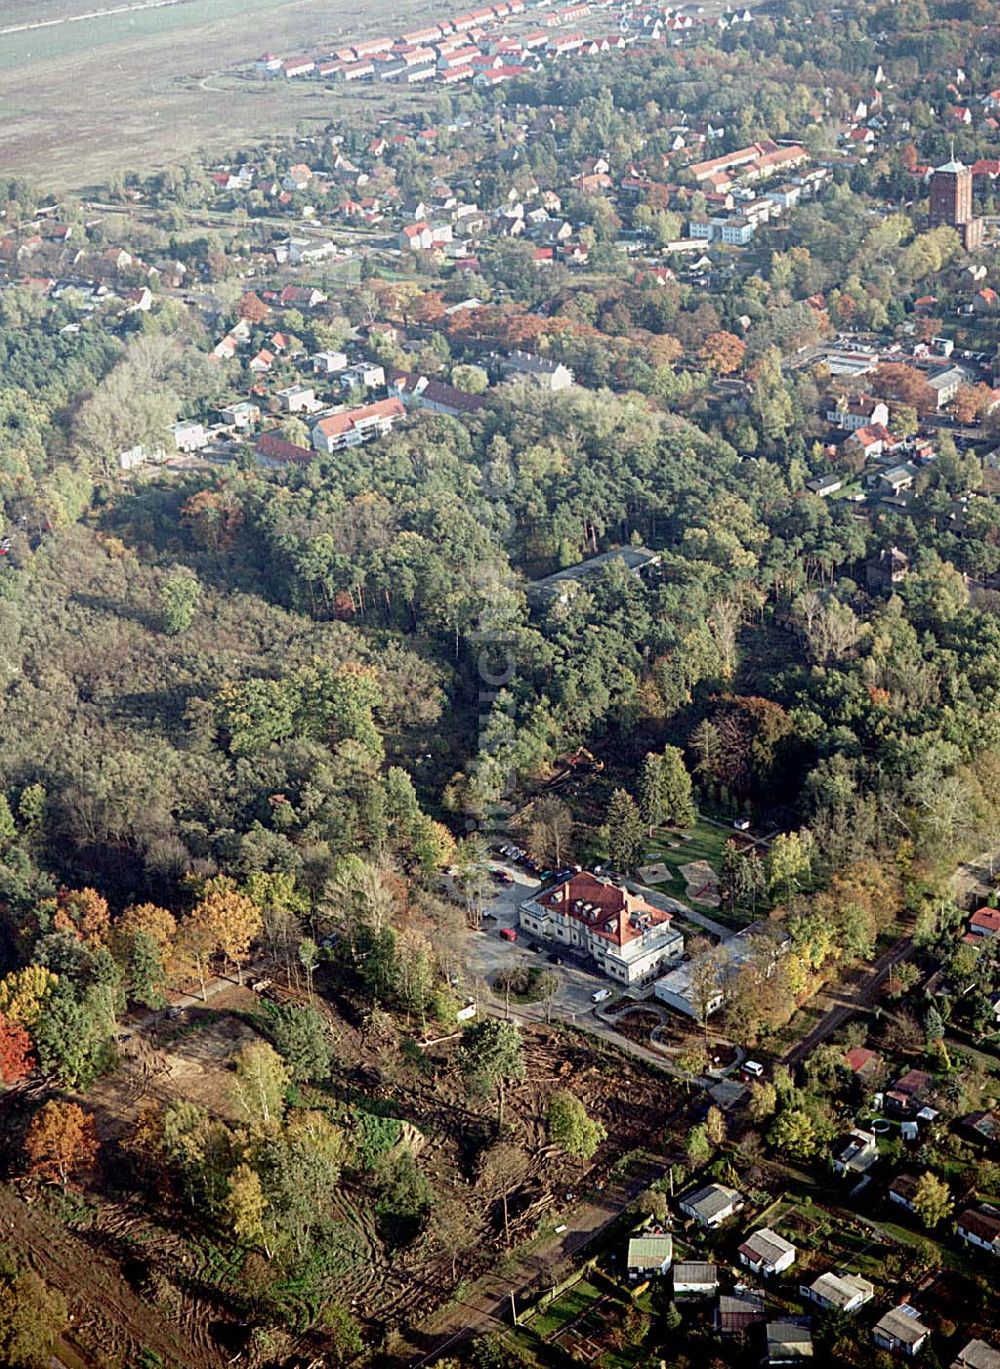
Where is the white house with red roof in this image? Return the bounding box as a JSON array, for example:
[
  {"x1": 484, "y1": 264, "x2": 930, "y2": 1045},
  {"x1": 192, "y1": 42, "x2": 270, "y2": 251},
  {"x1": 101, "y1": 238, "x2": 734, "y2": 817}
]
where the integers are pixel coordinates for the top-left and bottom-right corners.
[
  {"x1": 965, "y1": 907, "x2": 1000, "y2": 943},
  {"x1": 518, "y1": 872, "x2": 683, "y2": 985}
]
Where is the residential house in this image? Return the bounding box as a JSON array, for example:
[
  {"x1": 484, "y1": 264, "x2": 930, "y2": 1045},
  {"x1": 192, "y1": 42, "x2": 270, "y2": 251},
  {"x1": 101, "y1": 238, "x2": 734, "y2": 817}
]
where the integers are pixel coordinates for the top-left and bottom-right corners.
[
  {"x1": 738, "y1": 1227, "x2": 796, "y2": 1277},
  {"x1": 832, "y1": 1129, "x2": 878, "y2": 1176},
  {"x1": 518, "y1": 871, "x2": 682, "y2": 986},
  {"x1": 278, "y1": 285, "x2": 326, "y2": 310},
  {"x1": 388, "y1": 371, "x2": 487, "y2": 418},
  {"x1": 499, "y1": 349, "x2": 574, "y2": 391},
  {"x1": 887, "y1": 1069, "x2": 933, "y2": 1115},
  {"x1": 168, "y1": 419, "x2": 208, "y2": 453},
  {"x1": 720, "y1": 216, "x2": 755, "y2": 245},
  {"x1": 956, "y1": 1206, "x2": 1000, "y2": 1257},
  {"x1": 282, "y1": 238, "x2": 338, "y2": 266},
  {"x1": 845, "y1": 423, "x2": 891, "y2": 461},
  {"x1": 626, "y1": 1231, "x2": 673, "y2": 1281},
  {"x1": 311, "y1": 397, "x2": 406, "y2": 454},
  {"x1": 967, "y1": 908, "x2": 1000, "y2": 939},
  {"x1": 679, "y1": 1183, "x2": 744, "y2": 1229},
  {"x1": 123, "y1": 286, "x2": 153, "y2": 313},
  {"x1": 962, "y1": 1111, "x2": 1000, "y2": 1148},
  {"x1": 715, "y1": 1291, "x2": 765, "y2": 1339},
  {"x1": 312, "y1": 350, "x2": 348, "y2": 375},
  {"x1": 845, "y1": 1046, "x2": 881, "y2": 1078},
  {"x1": 672, "y1": 1262, "x2": 717, "y2": 1297},
  {"x1": 254, "y1": 432, "x2": 313, "y2": 465},
  {"x1": 875, "y1": 463, "x2": 919, "y2": 497},
  {"x1": 282, "y1": 163, "x2": 314, "y2": 192},
  {"x1": 219, "y1": 401, "x2": 261, "y2": 431},
  {"x1": 926, "y1": 365, "x2": 971, "y2": 410},
  {"x1": 951, "y1": 1340, "x2": 1000, "y2": 1369},
  {"x1": 766, "y1": 1321, "x2": 814, "y2": 1364},
  {"x1": 888, "y1": 1173, "x2": 921, "y2": 1214},
  {"x1": 825, "y1": 394, "x2": 890, "y2": 431},
  {"x1": 873, "y1": 1305, "x2": 930, "y2": 1357},
  {"x1": 338, "y1": 362, "x2": 385, "y2": 392},
  {"x1": 800, "y1": 1271, "x2": 874, "y2": 1313},
  {"x1": 806, "y1": 473, "x2": 844, "y2": 498},
  {"x1": 276, "y1": 384, "x2": 318, "y2": 414},
  {"x1": 399, "y1": 221, "x2": 434, "y2": 251},
  {"x1": 865, "y1": 547, "x2": 910, "y2": 591},
  {"x1": 248, "y1": 349, "x2": 274, "y2": 374}
]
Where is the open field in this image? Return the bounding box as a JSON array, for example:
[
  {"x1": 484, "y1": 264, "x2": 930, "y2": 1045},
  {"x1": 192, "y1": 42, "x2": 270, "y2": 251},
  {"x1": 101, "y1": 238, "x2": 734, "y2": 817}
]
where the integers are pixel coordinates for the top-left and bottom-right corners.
[{"x1": 0, "y1": 0, "x2": 432, "y2": 191}]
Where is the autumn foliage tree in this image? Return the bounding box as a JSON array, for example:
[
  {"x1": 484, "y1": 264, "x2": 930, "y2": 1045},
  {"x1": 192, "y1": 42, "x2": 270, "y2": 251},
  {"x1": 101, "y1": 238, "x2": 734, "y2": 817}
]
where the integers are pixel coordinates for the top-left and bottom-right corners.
[
  {"x1": 0, "y1": 1012, "x2": 33, "y2": 1085},
  {"x1": 700, "y1": 330, "x2": 746, "y2": 375},
  {"x1": 198, "y1": 889, "x2": 262, "y2": 984},
  {"x1": 24, "y1": 1100, "x2": 98, "y2": 1189},
  {"x1": 872, "y1": 362, "x2": 934, "y2": 413},
  {"x1": 52, "y1": 887, "x2": 110, "y2": 945}
]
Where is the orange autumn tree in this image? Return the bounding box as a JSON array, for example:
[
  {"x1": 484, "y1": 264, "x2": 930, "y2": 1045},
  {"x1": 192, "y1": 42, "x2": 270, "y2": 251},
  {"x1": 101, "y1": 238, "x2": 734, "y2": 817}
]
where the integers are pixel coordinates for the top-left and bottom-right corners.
[
  {"x1": 0, "y1": 1012, "x2": 33, "y2": 1085},
  {"x1": 700, "y1": 330, "x2": 746, "y2": 375},
  {"x1": 25, "y1": 1100, "x2": 98, "y2": 1189},
  {"x1": 191, "y1": 889, "x2": 262, "y2": 985},
  {"x1": 117, "y1": 903, "x2": 177, "y2": 957},
  {"x1": 52, "y1": 887, "x2": 110, "y2": 946},
  {"x1": 953, "y1": 383, "x2": 994, "y2": 425}
]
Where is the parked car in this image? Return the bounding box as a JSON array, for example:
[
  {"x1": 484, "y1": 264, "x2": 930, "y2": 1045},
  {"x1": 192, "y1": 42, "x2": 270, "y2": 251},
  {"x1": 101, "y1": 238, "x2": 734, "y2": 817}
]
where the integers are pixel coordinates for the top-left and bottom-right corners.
[
  {"x1": 500, "y1": 927, "x2": 517, "y2": 942},
  {"x1": 591, "y1": 988, "x2": 612, "y2": 1004},
  {"x1": 491, "y1": 870, "x2": 514, "y2": 885},
  {"x1": 547, "y1": 954, "x2": 562, "y2": 965}
]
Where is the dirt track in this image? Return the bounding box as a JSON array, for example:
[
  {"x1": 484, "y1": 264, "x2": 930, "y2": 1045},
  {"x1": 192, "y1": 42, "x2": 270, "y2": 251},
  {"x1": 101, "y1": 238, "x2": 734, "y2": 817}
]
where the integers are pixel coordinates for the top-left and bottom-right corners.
[{"x1": 0, "y1": 1186, "x2": 227, "y2": 1369}]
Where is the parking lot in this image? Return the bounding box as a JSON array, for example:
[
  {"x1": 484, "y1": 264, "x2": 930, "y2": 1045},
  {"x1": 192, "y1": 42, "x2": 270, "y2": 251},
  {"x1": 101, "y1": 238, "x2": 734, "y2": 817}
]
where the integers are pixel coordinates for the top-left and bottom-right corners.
[{"x1": 461, "y1": 859, "x2": 619, "y2": 1022}]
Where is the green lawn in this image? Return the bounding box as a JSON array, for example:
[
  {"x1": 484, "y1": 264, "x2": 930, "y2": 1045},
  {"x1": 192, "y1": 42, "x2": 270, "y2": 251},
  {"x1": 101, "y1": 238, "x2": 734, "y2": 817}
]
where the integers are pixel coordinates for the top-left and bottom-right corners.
[
  {"x1": 525, "y1": 1278, "x2": 604, "y2": 1338},
  {"x1": 638, "y1": 816, "x2": 773, "y2": 928},
  {"x1": 640, "y1": 816, "x2": 728, "y2": 893}
]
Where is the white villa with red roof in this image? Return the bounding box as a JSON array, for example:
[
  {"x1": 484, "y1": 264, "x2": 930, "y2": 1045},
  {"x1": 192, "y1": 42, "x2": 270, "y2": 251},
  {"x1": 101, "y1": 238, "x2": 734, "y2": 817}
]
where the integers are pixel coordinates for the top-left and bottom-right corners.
[{"x1": 518, "y1": 872, "x2": 683, "y2": 986}]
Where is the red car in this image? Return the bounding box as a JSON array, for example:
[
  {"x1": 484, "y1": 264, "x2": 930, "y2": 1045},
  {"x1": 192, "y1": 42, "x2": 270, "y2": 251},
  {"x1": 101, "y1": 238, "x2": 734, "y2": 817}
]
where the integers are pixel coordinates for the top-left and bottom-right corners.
[{"x1": 500, "y1": 928, "x2": 517, "y2": 943}]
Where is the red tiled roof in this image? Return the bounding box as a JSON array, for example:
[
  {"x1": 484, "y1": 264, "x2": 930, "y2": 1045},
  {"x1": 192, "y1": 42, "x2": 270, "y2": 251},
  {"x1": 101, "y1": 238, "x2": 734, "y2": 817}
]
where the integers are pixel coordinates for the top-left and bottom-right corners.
[
  {"x1": 255, "y1": 432, "x2": 313, "y2": 464},
  {"x1": 315, "y1": 397, "x2": 405, "y2": 437},
  {"x1": 894, "y1": 1068, "x2": 931, "y2": 1096},
  {"x1": 536, "y1": 873, "x2": 671, "y2": 949},
  {"x1": 970, "y1": 908, "x2": 1000, "y2": 935},
  {"x1": 845, "y1": 1046, "x2": 877, "y2": 1073}
]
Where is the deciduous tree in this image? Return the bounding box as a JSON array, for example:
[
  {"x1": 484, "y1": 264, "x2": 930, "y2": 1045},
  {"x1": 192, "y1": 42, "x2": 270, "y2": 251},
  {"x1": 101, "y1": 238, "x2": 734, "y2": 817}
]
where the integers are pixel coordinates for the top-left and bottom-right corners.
[
  {"x1": 0, "y1": 1012, "x2": 33, "y2": 1085},
  {"x1": 232, "y1": 1041, "x2": 288, "y2": 1127},
  {"x1": 700, "y1": 330, "x2": 746, "y2": 375},
  {"x1": 160, "y1": 568, "x2": 201, "y2": 635},
  {"x1": 768, "y1": 1107, "x2": 817, "y2": 1160},
  {"x1": 24, "y1": 1100, "x2": 98, "y2": 1189},
  {"x1": 912, "y1": 1172, "x2": 952, "y2": 1229},
  {"x1": 0, "y1": 1266, "x2": 69, "y2": 1369},
  {"x1": 224, "y1": 1163, "x2": 268, "y2": 1249},
  {"x1": 547, "y1": 1090, "x2": 606, "y2": 1161}
]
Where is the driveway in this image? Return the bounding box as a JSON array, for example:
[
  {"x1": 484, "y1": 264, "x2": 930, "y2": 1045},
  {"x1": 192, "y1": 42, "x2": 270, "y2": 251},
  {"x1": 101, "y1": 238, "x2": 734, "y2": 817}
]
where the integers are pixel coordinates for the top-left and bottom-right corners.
[{"x1": 461, "y1": 864, "x2": 614, "y2": 1021}]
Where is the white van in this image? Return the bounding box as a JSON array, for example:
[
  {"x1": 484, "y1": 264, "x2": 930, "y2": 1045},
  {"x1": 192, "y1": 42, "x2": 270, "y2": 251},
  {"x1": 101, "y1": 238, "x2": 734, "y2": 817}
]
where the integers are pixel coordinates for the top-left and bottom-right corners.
[
  {"x1": 591, "y1": 988, "x2": 612, "y2": 1004},
  {"x1": 743, "y1": 1060, "x2": 765, "y2": 1078}
]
